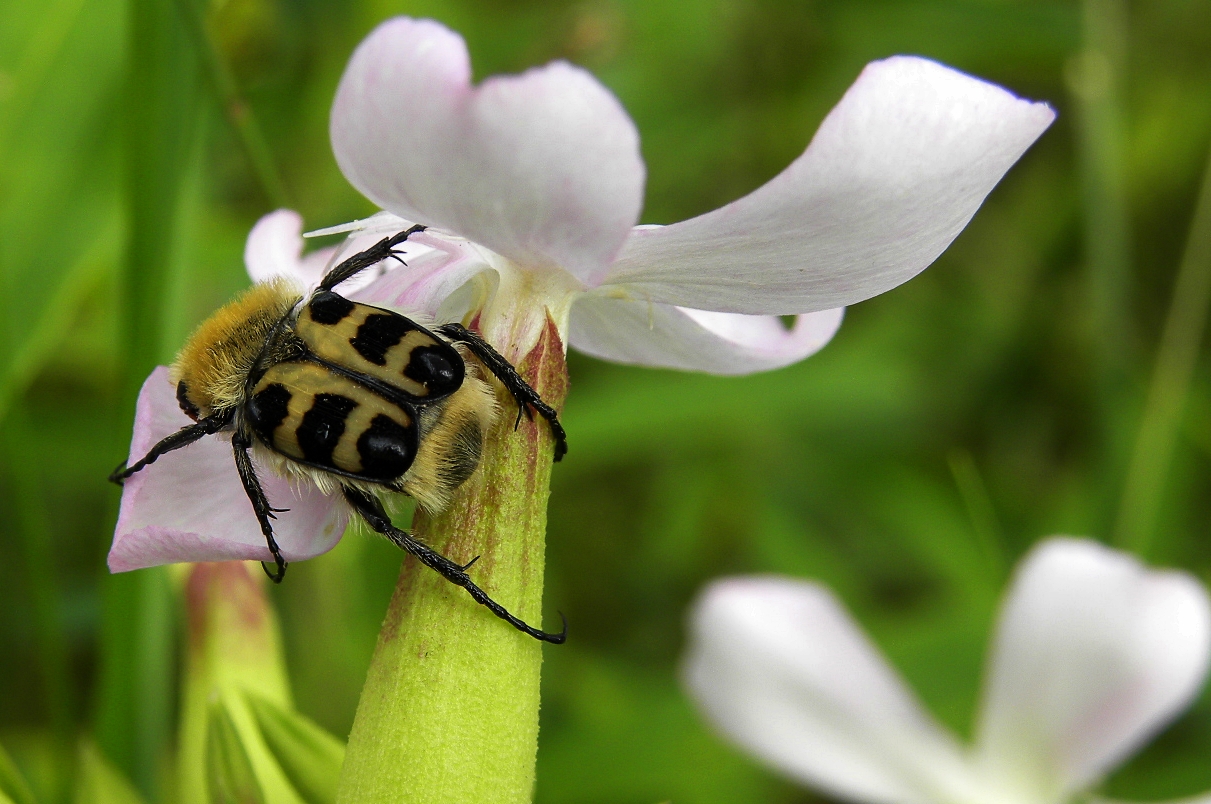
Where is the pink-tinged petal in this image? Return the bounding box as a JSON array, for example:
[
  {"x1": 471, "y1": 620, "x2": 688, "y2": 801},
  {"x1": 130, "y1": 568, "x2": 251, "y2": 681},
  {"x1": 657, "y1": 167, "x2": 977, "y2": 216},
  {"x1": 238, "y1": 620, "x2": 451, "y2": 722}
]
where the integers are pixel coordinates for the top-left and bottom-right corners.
[
  {"x1": 245, "y1": 209, "x2": 337, "y2": 288},
  {"x1": 299, "y1": 243, "x2": 340, "y2": 287},
  {"x1": 109, "y1": 368, "x2": 349, "y2": 572},
  {"x1": 684, "y1": 577, "x2": 977, "y2": 804},
  {"x1": 330, "y1": 17, "x2": 644, "y2": 284},
  {"x1": 569, "y1": 292, "x2": 843, "y2": 374},
  {"x1": 974, "y1": 539, "x2": 1211, "y2": 801},
  {"x1": 604, "y1": 57, "x2": 1055, "y2": 314}
]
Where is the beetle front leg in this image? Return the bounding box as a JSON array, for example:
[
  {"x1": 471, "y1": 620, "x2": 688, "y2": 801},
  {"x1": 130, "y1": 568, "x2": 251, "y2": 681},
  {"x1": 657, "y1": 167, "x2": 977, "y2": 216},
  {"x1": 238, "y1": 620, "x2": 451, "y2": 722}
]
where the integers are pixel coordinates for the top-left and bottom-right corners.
[{"x1": 232, "y1": 432, "x2": 289, "y2": 583}]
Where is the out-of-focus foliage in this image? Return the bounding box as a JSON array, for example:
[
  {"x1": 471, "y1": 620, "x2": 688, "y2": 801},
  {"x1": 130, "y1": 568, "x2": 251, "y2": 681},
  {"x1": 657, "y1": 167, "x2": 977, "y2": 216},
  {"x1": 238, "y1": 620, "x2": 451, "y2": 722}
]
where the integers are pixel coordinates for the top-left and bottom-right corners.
[{"x1": 1, "y1": 0, "x2": 1210, "y2": 802}]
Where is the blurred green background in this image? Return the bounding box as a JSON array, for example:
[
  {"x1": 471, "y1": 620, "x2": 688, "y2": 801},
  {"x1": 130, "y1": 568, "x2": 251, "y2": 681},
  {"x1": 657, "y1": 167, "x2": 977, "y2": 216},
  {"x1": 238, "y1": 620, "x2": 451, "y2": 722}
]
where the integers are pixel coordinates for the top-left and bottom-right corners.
[{"x1": 2, "y1": 0, "x2": 1211, "y2": 801}]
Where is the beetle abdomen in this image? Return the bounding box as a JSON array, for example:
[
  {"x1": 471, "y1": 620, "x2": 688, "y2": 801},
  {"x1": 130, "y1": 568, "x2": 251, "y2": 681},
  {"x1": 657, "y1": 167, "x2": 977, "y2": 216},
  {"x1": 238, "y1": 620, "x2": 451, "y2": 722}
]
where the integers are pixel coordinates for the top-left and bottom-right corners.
[{"x1": 247, "y1": 361, "x2": 417, "y2": 482}]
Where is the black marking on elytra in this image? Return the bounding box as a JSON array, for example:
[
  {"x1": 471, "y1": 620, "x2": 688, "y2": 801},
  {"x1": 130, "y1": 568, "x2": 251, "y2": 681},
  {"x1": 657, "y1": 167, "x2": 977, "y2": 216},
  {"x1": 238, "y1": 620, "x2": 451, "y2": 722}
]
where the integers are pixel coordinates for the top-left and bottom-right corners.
[
  {"x1": 247, "y1": 383, "x2": 292, "y2": 446},
  {"x1": 303, "y1": 354, "x2": 438, "y2": 409},
  {"x1": 405, "y1": 345, "x2": 460, "y2": 389},
  {"x1": 350, "y1": 313, "x2": 414, "y2": 366},
  {"x1": 297, "y1": 393, "x2": 358, "y2": 465},
  {"x1": 356, "y1": 414, "x2": 415, "y2": 480},
  {"x1": 176, "y1": 380, "x2": 200, "y2": 421},
  {"x1": 308, "y1": 291, "x2": 356, "y2": 325}
]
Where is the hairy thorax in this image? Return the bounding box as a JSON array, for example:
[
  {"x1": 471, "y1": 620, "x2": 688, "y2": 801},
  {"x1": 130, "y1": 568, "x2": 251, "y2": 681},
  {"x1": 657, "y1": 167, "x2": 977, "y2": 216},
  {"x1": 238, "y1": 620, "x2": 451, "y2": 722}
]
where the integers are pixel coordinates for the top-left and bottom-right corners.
[{"x1": 170, "y1": 277, "x2": 303, "y2": 418}]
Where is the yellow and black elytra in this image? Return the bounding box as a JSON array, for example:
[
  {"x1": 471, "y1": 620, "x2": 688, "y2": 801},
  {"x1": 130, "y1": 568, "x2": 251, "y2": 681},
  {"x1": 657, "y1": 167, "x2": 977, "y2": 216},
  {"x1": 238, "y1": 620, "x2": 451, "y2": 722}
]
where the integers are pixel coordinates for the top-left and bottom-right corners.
[{"x1": 111, "y1": 226, "x2": 568, "y2": 643}]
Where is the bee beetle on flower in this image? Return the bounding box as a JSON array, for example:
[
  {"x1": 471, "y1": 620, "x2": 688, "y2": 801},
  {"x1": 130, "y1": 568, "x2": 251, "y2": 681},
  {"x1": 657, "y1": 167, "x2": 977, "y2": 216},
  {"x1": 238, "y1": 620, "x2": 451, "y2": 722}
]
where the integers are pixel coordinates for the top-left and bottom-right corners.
[
  {"x1": 109, "y1": 16, "x2": 1056, "y2": 648},
  {"x1": 110, "y1": 226, "x2": 569, "y2": 642}
]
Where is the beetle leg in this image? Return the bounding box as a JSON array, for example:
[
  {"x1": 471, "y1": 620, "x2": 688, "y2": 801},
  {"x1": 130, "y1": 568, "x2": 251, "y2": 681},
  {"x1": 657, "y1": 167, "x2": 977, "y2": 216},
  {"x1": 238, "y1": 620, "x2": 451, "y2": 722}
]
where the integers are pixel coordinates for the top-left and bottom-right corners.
[
  {"x1": 342, "y1": 486, "x2": 567, "y2": 644},
  {"x1": 232, "y1": 432, "x2": 288, "y2": 583},
  {"x1": 318, "y1": 225, "x2": 426, "y2": 292},
  {"x1": 109, "y1": 411, "x2": 232, "y2": 485},
  {"x1": 434, "y1": 322, "x2": 568, "y2": 461}
]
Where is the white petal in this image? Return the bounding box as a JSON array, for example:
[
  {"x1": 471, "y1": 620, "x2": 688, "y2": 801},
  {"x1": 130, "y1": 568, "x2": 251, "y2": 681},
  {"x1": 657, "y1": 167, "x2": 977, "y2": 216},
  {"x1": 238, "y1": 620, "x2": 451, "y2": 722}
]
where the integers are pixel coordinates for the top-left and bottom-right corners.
[
  {"x1": 109, "y1": 368, "x2": 349, "y2": 571},
  {"x1": 603, "y1": 56, "x2": 1055, "y2": 314},
  {"x1": 330, "y1": 17, "x2": 644, "y2": 284},
  {"x1": 304, "y1": 210, "x2": 417, "y2": 239},
  {"x1": 683, "y1": 577, "x2": 976, "y2": 804},
  {"x1": 568, "y1": 292, "x2": 843, "y2": 374},
  {"x1": 974, "y1": 539, "x2": 1211, "y2": 801}
]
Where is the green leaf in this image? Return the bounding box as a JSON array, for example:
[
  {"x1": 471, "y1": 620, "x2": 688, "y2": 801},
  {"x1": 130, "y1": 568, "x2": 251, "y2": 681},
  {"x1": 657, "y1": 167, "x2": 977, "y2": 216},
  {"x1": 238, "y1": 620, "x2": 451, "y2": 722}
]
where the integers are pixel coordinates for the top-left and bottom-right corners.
[
  {"x1": 206, "y1": 702, "x2": 264, "y2": 804},
  {"x1": 245, "y1": 693, "x2": 344, "y2": 804},
  {"x1": 0, "y1": 741, "x2": 35, "y2": 804},
  {"x1": 74, "y1": 743, "x2": 145, "y2": 804},
  {"x1": 177, "y1": 563, "x2": 299, "y2": 804},
  {"x1": 0, "y1": 217, "x2": 120, "y2": 424},
  {"x1": 0, "y1": 0, "x2": 123, "y2": 387}
]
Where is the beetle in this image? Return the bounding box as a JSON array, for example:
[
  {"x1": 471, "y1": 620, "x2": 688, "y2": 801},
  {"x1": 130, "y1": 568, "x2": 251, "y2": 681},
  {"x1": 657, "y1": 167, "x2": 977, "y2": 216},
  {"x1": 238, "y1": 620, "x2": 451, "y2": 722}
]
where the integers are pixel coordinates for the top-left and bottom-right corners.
[{"x1": 111, "y1": 226, "x2": 568, "y2": 642}]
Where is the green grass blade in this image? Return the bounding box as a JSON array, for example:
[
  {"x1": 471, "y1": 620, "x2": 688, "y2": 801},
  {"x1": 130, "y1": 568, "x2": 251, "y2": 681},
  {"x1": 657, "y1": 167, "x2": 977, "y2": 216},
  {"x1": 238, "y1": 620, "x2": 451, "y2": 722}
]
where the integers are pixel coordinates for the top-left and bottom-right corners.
[{"x1": 94, "y1": 0, "x2": 202, "y2": 795}]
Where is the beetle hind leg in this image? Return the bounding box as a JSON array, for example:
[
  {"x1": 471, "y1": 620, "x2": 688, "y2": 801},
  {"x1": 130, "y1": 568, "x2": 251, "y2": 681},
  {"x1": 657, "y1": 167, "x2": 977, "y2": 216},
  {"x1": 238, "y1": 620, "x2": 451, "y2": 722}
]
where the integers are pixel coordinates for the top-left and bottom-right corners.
[
  {"x1": 342, "y1": 486, "x2": 567, "y2": 644},
  {"x1": 434, "y1": 322, "x2": 568, "y2": 461}
]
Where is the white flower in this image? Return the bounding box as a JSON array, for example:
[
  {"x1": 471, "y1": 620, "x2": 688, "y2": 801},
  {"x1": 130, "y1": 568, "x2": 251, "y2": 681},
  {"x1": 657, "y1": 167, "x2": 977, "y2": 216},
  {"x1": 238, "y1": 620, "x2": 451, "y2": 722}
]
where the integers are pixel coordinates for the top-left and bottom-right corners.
[
  {"x1": 110, "y1": 16, "x2": 1054, "y2": 569},
  {"x1": 320, "y1": 17, "x2": 1054, "y2": 371},
  {"x1": 683, "y1": 539, "x2": 1211, "y2": 804}
]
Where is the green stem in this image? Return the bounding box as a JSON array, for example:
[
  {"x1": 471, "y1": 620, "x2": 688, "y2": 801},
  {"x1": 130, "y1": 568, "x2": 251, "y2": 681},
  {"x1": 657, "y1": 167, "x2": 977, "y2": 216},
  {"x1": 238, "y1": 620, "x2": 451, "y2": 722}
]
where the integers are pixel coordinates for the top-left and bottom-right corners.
[
  {"x1": 1074, "y1": 0, "x2": 1134, "y2": 374},
  {"x1": 1, "y1": 405, "x2": 73, "y2": 803},
  {"x1": 96, "y1": 568, "x2": 176, "y2": 801},
  {"x1": 121, "y1": 0, "x2": 198, "y2": 391},
  {"x1": 947, "y1": 448, "x2": 1006, "y2": 582},
  {"x1": 1068, "y1": 0, "x2": 1135, "y2": 531},
  {"x1": 336, "y1": 319, "x2": 568, "y2": 804},
  {"x1": 1114, "y1": 143, "x2": 1211, "y2": 555}
]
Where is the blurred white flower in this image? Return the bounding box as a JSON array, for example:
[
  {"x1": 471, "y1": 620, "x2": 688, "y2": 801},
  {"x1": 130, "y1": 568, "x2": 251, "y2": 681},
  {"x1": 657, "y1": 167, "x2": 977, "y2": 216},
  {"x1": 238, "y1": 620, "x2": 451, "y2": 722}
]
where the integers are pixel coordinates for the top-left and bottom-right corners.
[{"x1": 683, "y1": 539, "x2": 1211, "y2": 804}]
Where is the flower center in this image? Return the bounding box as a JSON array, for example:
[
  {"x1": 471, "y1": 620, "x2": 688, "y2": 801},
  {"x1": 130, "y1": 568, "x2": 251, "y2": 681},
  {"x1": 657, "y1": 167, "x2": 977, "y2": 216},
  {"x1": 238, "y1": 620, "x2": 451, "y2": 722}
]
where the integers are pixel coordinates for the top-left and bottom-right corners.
[{"x1": 468, "y1": 246, "x2": 583, "y2": 363}]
